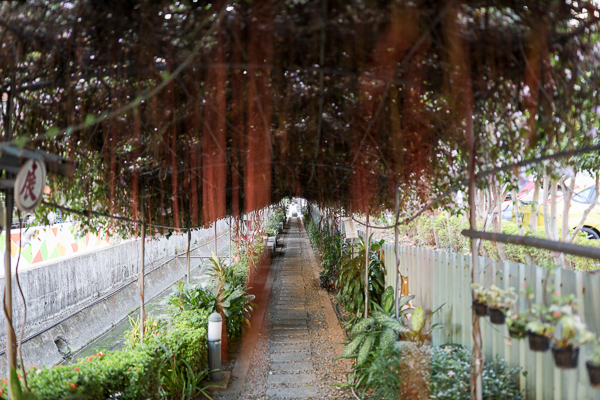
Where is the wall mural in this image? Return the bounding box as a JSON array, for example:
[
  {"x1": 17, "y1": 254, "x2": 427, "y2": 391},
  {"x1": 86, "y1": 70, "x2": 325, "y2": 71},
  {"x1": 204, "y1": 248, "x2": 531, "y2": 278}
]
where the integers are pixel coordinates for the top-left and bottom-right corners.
[{"x1": 0, "y1": 223, "x2": 109, "y2": 269}]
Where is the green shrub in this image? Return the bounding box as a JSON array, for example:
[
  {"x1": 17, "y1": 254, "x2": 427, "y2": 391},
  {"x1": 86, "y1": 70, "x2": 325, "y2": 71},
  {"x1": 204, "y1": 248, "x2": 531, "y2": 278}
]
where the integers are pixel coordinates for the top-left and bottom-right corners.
[
  {"x1": 366, "y1": 345, "x2": 523, "y2": 400},
  {"x1": 26, "y1": 347, "x2": 162, "y2": 400},
  {"x1": 399, "y1": 214, "x2": 599, "y2": 271}
]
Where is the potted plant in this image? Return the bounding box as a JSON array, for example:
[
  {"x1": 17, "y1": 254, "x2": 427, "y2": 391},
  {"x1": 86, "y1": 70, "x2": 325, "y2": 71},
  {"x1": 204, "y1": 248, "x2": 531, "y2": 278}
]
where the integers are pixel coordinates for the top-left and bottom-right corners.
[
  {"x1": 486, "y1": 285, "x2": 516, "y2": 325},
  {"x1": 586, "y1": 339, "x2": 600, "y2": 388},
  {"x1": 552, "y1": 314, "x2": 594, "y2": 369},
  {"x1": 525, "y1": 304, "x2": 556, "y2": 352},
  {"x1": 471, "y1": 283, "x2": 488, "y2": 317},
  {"x1": 506, "y1": 310, "x2": 528, "y2": 339},
  {"x1": 506, "y1": 285, "x2": 533, "y2": 339}
]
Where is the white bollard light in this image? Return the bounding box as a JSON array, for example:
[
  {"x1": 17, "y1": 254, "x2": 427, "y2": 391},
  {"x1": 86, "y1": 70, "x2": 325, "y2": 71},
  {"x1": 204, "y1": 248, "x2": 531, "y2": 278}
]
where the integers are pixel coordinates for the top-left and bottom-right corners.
[{"x1": 208, "y1": 312, "x2": 223, "y2": 381}]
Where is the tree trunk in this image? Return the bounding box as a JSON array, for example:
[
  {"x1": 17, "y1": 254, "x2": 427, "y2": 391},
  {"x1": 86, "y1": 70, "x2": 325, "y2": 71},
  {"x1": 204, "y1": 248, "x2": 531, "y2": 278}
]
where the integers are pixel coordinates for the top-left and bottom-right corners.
[
  {"x1": 512, "y1": 189, "x2": 533, "y2": 265},
  {"x1": 493, "y1": 183, "x2": 508, "y2": 261},
  {"x1": 529, "y1": 179, "x2": 540, "y2": 232}
]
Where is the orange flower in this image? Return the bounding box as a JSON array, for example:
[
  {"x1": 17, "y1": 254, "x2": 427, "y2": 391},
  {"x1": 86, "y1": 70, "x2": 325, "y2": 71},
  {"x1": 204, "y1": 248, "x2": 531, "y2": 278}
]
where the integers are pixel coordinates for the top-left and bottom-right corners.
[
  {"x1": 553, "y1": 312, "x2": 562, "y2": 318},
  {"x1": 30, "y1": 366, "x2": 38, "y2": 370},
  {"x1": 1, "y1": 379, "x2": 7, "y2": 385},
  {"x1": 88, "y1": 357, "x2": 93, "y2": 361},
  {"x1": 17, "y1": 375, "x2": 21, "y2": 379},
  {"x1": 0, "y1": 389, "x2": 3, "y2": 396},
  {"x1": 74, "y1": 367, "x2": 79, "y2": 372},
  {"x1": 69, "y1": 383, "x2": 77, "y2": 389}
]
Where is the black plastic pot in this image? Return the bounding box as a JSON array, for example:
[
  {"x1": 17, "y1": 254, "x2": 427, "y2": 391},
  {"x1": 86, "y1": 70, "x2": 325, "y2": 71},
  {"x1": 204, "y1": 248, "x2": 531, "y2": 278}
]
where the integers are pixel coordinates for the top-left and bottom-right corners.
[
  {"x1": 508, "y1": 328, "x2": 526, "y2": 339},
  {"x1": 586, "y1": 361, "x2": 600, "y2": 388},
  {"x1": 527, "y1": 330, "x2": 550, "y2": 352},
  {"x1": 552, "y1": 345, "x2": 579, "y2": 369},
  {"x1": 488, "y1": 307, "x2": 506, "y2": 324},
  {"x1": 472, "y1": 300, "x2": 488, "y2": 317}
]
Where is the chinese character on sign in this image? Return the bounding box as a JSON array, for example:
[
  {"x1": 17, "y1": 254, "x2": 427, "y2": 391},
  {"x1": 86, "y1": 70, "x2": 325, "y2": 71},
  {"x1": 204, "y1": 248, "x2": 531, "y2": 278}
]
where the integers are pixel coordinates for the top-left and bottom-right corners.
[
  {"x1": 19, "y1": 162, "x2": 38, "y2": 202},
  {"x1": 15, "y1": 159, "x2": 46, "y2": 212}
]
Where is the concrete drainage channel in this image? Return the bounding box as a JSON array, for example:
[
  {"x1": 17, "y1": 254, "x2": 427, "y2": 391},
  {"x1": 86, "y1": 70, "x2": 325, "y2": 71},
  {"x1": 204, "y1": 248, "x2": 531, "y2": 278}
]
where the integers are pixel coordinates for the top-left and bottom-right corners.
[
  {"x1": 0, "y1": 233, "x2": 230, "y2": 377},
  {"x1": 71, "y1": 246, "x2": 228, "y2": 361}
]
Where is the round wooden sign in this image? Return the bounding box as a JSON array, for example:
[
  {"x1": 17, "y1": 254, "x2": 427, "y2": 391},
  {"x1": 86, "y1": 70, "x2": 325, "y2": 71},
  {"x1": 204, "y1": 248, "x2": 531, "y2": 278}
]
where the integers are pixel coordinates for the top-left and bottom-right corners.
[{"x1": 15, "y1": 159, "x2": 47, "y2": 212}]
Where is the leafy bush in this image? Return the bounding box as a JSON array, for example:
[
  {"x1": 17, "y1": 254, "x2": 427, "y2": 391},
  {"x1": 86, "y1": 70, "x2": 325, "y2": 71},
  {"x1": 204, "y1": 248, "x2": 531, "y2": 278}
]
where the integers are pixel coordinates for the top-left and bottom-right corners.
[
  {"x1": 25, "y1": 347, "x2": 162, "y2": 400},
  {"x1": 366, "y1": 345, "x2": 524, "y2": 400},
  {"x1": 337, "y1": 234, "x2": 386, "y2": 319},
  {"x1": 124, "y1": 314, "x2": 167, "y2": 349},
  {"x1": 399, "y1": 214, "x2": 600, "y2": 271}
]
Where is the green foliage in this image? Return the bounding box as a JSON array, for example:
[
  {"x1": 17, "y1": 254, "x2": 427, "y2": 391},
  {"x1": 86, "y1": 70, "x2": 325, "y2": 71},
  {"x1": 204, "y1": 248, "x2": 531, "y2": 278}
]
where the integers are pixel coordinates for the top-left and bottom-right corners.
[
  {"x1": 26, "y1": 347, "x2": 162, "y2": 400},
  {"x1": 336, "y1": 234, "x2": 386, "y2": 318},
  {"x1": 338, "y1": 288, "x2": 409, "y2": 394},
  {"x1": 159, "y1": 358, "x2": 214, "y2": 400},
  {"x1": 265, "y1": 205, "x2": 286, "y2": 236},
  {"x1": 366, "y1": 345, "x2": 523, "y2": 400},
  {"x1": 400, "y1": 304, "x2": 444, "y2": 345},
  {"x1": 429, "y1": 346, "x2": 523, "y2": 400},
  {"x1": 401, "y1": 214, "x2": 600, "y2": 271},
  {"x1": 124, "y1": 314, "x2": 167, "y2": 349},
  {"x1": 168, "y1": 256, "x2": 255, "y2": 341},
  {"x1": 589, "y1": 339, "x2": 600, "y2": 366}
]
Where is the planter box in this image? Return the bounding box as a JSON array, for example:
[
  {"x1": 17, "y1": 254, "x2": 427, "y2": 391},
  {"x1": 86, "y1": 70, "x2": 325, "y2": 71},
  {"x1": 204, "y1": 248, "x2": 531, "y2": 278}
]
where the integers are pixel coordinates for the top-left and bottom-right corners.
[{"x1": 552, "y1": 345, "x2": 579, "y2": 369}]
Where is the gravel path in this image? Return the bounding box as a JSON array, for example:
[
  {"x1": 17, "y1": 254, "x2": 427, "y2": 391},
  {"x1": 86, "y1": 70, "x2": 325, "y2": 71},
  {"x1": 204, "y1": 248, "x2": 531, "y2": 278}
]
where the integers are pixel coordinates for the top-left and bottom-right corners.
[{"x1": 217, "y1": 218, "x2": 351, "y2": 399}]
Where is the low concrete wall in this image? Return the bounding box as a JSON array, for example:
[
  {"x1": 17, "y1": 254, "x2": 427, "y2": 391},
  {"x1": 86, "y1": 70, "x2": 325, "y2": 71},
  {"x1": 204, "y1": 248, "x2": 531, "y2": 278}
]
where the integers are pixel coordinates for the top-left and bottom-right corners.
[{"x1": 0, "y1": 219, "x2": 230, "y2": 376}]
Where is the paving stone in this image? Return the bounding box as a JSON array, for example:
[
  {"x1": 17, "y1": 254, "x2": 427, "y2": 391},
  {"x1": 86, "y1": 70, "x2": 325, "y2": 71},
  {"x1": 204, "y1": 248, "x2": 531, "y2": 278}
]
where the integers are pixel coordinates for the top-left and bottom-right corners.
[
  {"x1": 272, "y1": 319, "x2": 308, "y2": 326},
  {"x1": 270, "y1": 361, "x2": 314, "y2": 372},
  {"x1": 266, "y1": 386, "x2": 319, "y2": 398},
  {"x1": 270, "y1": 351, "x2": 311, "y2": 362},
  {"x1": 268, "y1": 373, "x2": 316, "y2": 385},
  {"x1": 271, "y1": 342, "x2": 310, "y2": 352},
  {"x1": 271, "y1": 332, "x2": 309, "y2": 339},
  {"x1": 271, "y1": 337, "x2": 309, "y2": 346},
  {"x1": 270, "y1": 325, "x2": 308, "y2": 331}
]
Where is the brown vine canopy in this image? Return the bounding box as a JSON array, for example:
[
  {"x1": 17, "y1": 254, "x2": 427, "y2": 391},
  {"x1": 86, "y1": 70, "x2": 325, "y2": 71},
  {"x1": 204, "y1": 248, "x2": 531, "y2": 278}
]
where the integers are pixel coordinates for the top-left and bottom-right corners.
[{"x1": 1, "y1": 0, "x2": 598, "y2": 232}]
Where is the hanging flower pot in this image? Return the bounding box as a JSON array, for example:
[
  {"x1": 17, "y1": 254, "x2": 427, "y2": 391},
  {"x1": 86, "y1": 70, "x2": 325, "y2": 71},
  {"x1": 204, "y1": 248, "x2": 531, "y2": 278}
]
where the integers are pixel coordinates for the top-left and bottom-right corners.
[
  {"x1": 552, "y1": 345, "x2": 579, "y2": 369},
  {"x1": 586, "y1": 361, "x2": 600, "y2": 388},
  {"x1": 472, "y1": 300, "x2": 488, "y2": 317},
  {"x1": 509, "y1": 327, "x2": 526, "y2": 339},
  {"x1": 527, "y1": 330, "x2": 550, "y2": 352},
  {"x1": 488, "y1": 307, "x2": 506, "y2": 324}
]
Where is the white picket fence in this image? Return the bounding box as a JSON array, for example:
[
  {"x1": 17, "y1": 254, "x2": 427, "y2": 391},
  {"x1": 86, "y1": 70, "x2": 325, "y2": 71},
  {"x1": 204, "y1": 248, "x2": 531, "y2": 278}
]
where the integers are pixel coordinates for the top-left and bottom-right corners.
[{"x1": 309, "y1": 206, "x2": 600, "y2": 399}]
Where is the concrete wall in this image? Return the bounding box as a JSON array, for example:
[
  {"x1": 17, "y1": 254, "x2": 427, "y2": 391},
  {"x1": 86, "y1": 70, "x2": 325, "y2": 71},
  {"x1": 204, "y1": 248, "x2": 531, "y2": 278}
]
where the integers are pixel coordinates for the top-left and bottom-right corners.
[{"x1": 0, "y1": 219, "x2": 230, "y2": 376}]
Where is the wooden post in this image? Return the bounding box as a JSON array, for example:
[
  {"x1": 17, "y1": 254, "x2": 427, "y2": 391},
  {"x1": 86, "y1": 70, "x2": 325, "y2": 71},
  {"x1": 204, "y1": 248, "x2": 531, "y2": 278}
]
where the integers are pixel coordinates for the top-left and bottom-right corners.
[
  {"x1": 139, "y1": 208, "x2": 146, "y2": 344},
  {"x1": 467, "y1": 113, "x2": 483, "y2": 400},
  {"x1": 229, "y1": 216, "x2": 232, "y2": 263},
  {"x1": 364, "y1": 213, "x2": 370, "y2": 318},
  {"x1": 186, "y1": 227, "x2": 191, "y2": 283},
  {"x1": 4, "y1": 187, "x2": 16, "y2": 371},
  {"x1": 394, "y1": 187, "x2": 400, "y2": 319},
  {"x1": 4, "y1": 87, "x2": 17, "y2": 384}
]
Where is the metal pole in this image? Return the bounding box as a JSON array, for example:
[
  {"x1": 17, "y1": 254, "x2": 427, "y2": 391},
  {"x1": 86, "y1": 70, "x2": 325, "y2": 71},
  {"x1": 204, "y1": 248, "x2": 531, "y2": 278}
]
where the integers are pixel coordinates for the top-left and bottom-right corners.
[
  {"x1": 186, "y1": 228, "x2": 191, "y2": 283},
  {"x1": 364, "y1": 213, "x2": 369, "y2": 318},
  {"x1": 4, "y1": 186, "x2": 16, "y2": 370},
  {"x1": 214, "y1": 222, "x2": 217, "y2": 256},
  {"x1": 139, "y1": 208, "x2": 146, "y2": 344}
]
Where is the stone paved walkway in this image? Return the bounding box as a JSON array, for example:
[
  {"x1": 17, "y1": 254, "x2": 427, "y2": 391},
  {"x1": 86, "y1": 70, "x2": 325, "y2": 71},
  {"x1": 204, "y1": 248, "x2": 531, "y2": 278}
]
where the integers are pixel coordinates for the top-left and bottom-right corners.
[{"x1": 218, "y1": 218, "x2": 350, "y2": 399}]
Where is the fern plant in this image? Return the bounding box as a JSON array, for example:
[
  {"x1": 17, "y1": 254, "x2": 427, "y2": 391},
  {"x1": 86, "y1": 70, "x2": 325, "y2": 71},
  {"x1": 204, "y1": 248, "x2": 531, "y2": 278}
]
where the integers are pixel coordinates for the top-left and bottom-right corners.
[{"x1": 337, "y1": 288, "x2": 412, "y2": 393}]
